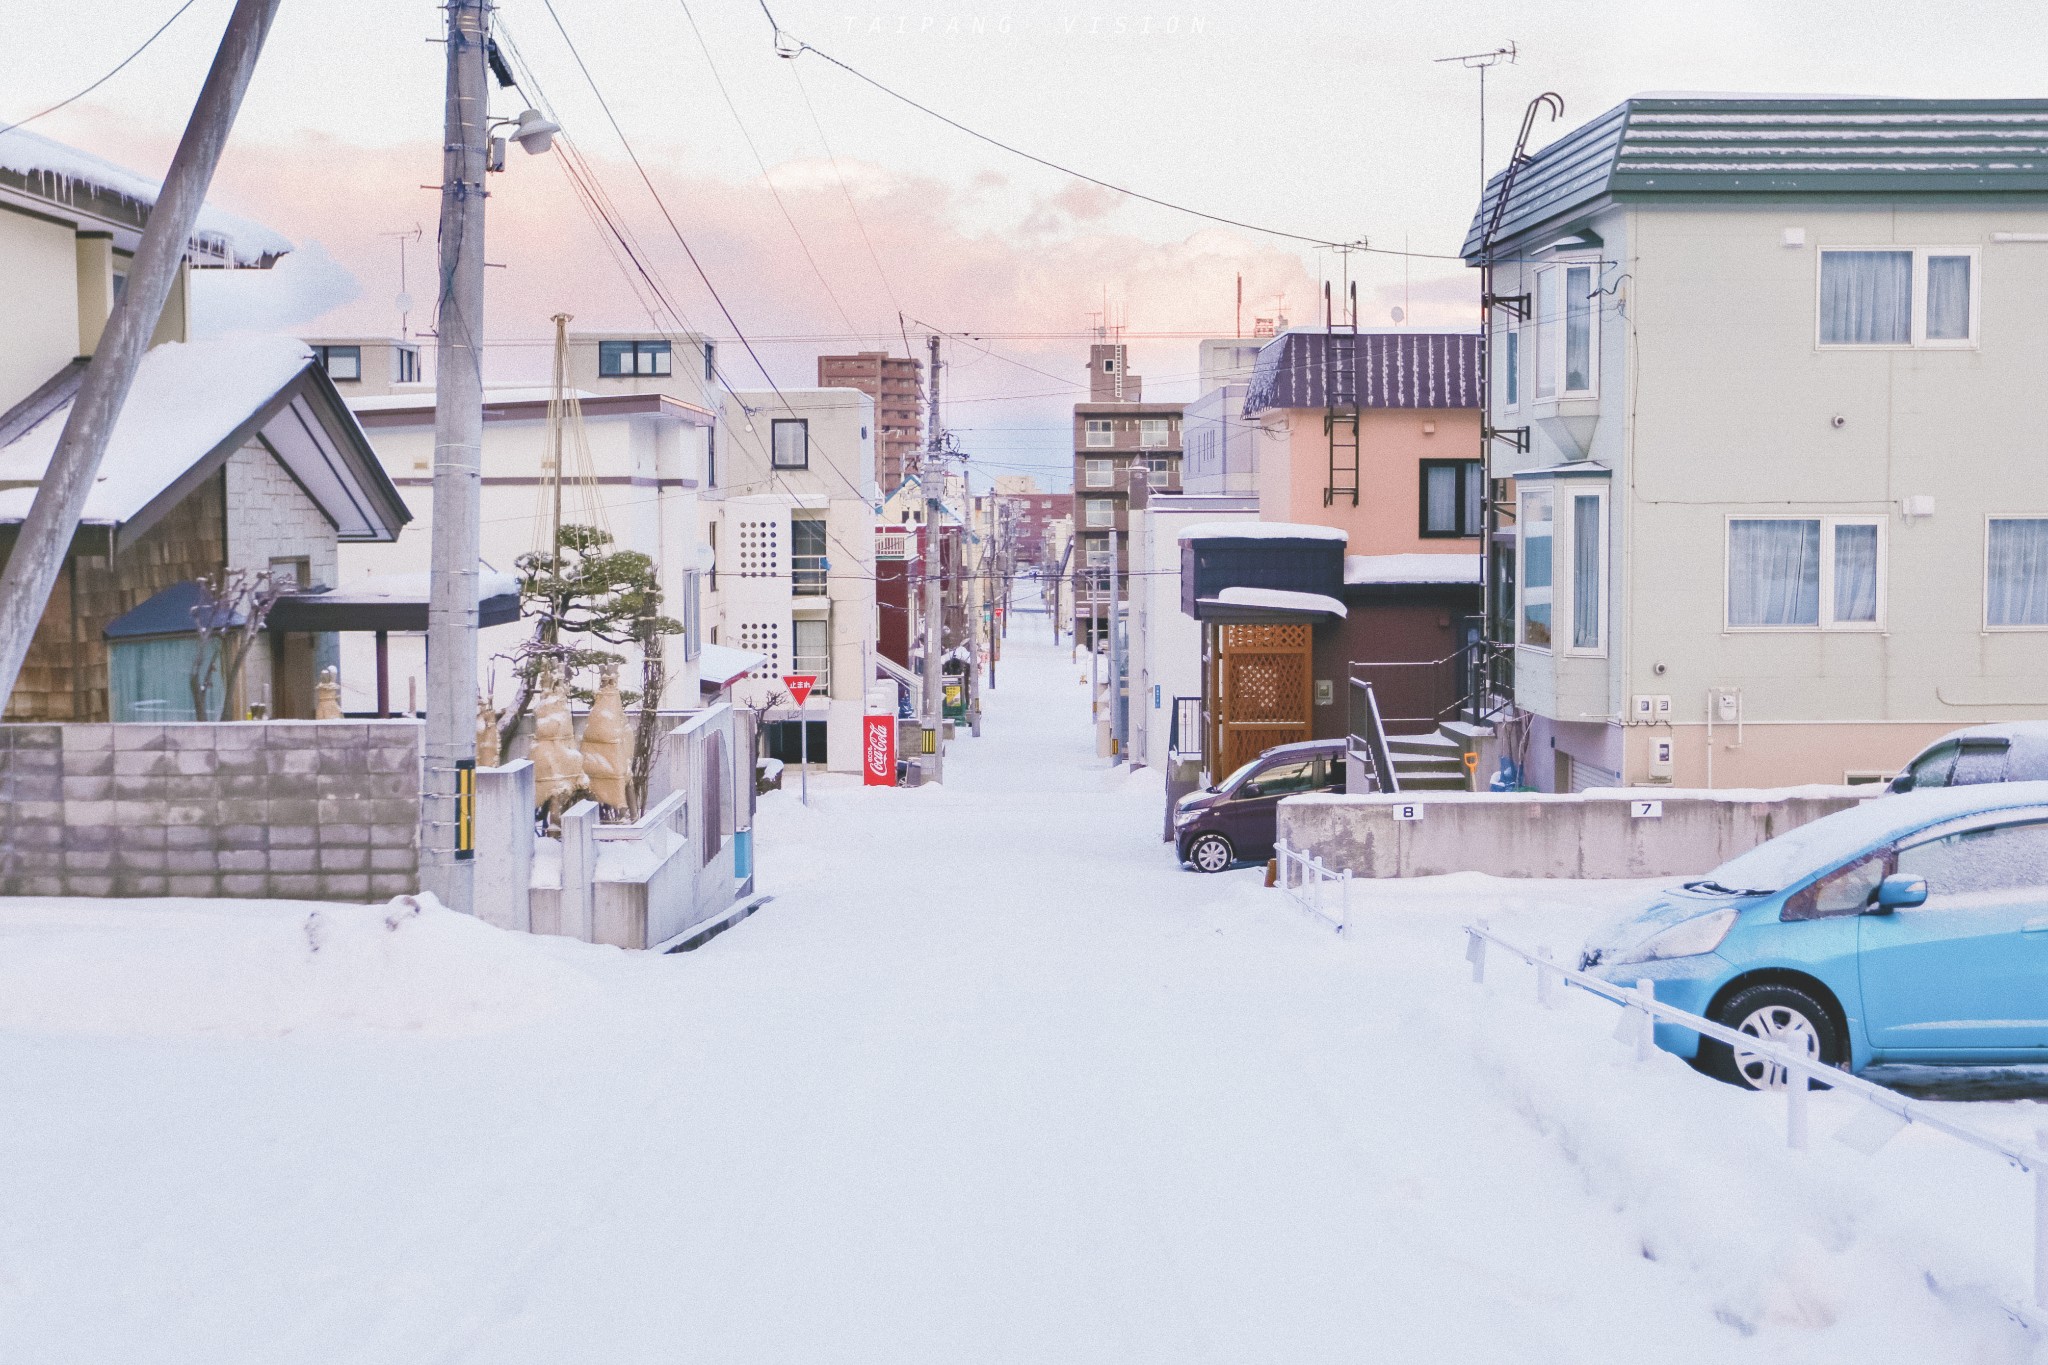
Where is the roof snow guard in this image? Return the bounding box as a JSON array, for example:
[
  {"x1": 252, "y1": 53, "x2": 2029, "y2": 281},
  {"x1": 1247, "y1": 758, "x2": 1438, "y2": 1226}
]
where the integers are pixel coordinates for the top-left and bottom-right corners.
[
  {"x1": 1461, "y1": 97, "x2": 2048, "y2": 260},
  {"x1": 1242, "y1": 332, "x2": 1481, "y2": 414}
]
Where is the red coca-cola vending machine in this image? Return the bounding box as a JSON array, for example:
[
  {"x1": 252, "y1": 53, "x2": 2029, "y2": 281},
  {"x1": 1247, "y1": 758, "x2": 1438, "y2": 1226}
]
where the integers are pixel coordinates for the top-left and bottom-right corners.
[{"x1": 862, "y1": 713, "x2": 896, "y2": 786}]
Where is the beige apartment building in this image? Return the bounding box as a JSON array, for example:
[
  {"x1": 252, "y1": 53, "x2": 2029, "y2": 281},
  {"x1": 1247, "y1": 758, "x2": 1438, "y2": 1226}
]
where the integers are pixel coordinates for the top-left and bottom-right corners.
[
  {"x1": 1071, "y1": 342, "x2": 1181, "y2": 642},
  {"x1": 1467, "y1": 96, "x2": 2048, "y2": 790}
]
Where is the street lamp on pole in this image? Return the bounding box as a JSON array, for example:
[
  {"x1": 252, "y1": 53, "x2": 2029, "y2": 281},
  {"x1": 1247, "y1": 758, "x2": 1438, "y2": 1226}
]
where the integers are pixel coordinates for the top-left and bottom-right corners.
[{"x1": 420, "y1": 2, "x2": 554, "y2": 914}]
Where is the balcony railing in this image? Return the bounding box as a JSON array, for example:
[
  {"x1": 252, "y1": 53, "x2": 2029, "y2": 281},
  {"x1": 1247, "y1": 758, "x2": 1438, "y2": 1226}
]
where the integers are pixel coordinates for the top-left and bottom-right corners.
[
  {"x1": 792, "y1": 554, "x2": 828, "y2": 596},
  {"x1": 789, "y1": 654, "x2": 831, "y2": 692}
]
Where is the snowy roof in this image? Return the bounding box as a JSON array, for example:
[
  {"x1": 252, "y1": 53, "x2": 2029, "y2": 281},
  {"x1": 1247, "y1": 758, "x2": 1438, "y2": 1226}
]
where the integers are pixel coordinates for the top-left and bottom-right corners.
[
  {"x1": 0, "y1": 128, "x2": 291, "y2": 267},
  {"x1": 1178, "y1": 521, "x2": 1347, "y2": 544},
  {"x1": 1211, "y1": 587, "x2": 1347, "y2": 618},
  {"x1": 0, "y1": 335, "x2": 407, "y2": 541},
  {"x1": 698, "y1": 643, "x2": 764, "y2": 687},
  {"x1": 1463, "y1": 97, "x2": 2048, "y2": 259},
  {"x1": 1243, "y1": 333, "x2": 1481, "y2": 413},
  {"x1": 1345, "y1": 553, "x2": 1483, "y2": 586}
]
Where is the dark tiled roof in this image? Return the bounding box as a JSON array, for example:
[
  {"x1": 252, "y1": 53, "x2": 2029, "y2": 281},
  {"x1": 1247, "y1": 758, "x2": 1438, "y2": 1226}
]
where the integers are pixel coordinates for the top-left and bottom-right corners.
[
  {"x1": 1242, "y1": 332, "x2": 1481, "y2": 414},
  {"x1": 1462, "y1": 97, "x2": 2048, "y2": 259}
]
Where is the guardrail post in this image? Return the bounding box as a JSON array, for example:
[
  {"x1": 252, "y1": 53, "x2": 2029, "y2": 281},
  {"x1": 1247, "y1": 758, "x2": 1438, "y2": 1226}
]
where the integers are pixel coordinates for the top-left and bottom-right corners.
[
  {"x1": 2036, "y1": 1129, "x2": 2048, "y2": 1310},
  {"x1": 1634, "y1": 979, "x2": 1656, "y2": 1063},
  {"x1": 1535, "y1": 945, "x2": 1554, "y2": 1009},
  {"x1": 1339, "y1": 868, "x2": 1351, "y2": 934},
  {"x1": 1787, "y1": 1072, "x2": 1810, "y2": 1151}
]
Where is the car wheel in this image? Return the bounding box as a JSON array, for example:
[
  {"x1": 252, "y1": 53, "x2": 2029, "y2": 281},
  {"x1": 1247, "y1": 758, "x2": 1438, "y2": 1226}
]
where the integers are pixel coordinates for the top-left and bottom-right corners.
[
  {"x1": 1699, "y1": 982, "x2": 1843, "y2": 1091},
  {"x1": 1186, "y1": 832, "x2": 1235, "y2": 873}
]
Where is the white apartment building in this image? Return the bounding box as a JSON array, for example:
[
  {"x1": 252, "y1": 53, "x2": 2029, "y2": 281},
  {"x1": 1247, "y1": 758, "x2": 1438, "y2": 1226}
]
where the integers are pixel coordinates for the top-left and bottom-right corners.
[{"x1": 706, "y1": 386, "x2": 879, "y2": 773}]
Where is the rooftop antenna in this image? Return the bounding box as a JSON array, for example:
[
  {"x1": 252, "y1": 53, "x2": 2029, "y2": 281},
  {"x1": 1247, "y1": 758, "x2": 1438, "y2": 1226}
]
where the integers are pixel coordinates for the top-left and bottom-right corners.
[
  {"x1": 1435, "y1": 42, "x2": 1518, "y2": 194},
  {"x1": 380, "y1": 223, "x2": 425, "y2": 339}
]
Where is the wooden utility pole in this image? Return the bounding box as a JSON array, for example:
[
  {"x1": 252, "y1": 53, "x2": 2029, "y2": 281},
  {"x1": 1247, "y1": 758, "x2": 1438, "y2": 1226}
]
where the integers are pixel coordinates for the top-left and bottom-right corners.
[
  {"x1": 921, "y1": 332, "x2": 944, "y2": 782},
  {"x1": 0, "y1": 0, "x2": 282, "y2": 708}
]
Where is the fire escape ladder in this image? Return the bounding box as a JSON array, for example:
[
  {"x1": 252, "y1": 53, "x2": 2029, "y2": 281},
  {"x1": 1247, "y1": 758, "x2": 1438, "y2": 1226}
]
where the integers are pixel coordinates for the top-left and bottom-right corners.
[{"x1": 1324, "y1": 284, "x2": 1360, "y2": 508}]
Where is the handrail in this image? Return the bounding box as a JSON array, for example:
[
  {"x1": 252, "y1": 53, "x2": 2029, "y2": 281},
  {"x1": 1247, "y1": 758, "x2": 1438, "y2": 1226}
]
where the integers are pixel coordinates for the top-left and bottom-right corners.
[
  {"x1": 1346, "y1": 677, "x2": 1401, "y2": 794},
  {"x1": 1463, "y1": 922, "x2": 2048, "y2": 1311}
]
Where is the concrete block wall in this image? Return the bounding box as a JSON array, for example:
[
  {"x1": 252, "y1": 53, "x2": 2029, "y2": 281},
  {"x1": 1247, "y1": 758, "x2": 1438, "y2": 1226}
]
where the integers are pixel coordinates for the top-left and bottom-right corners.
[
  {"x1": 0, "y1": 721, "x2": 421, "y2": 901},
  {"x1": 1278, "y1": 787, "x2": 1870, "y2": 880}
]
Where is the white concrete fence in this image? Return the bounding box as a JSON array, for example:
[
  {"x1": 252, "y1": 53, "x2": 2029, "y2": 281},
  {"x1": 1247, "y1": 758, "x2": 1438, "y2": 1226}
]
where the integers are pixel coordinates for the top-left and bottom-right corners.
[{"x1": 1464, "y1": 923, "x2": 2048, "y2": 1314}]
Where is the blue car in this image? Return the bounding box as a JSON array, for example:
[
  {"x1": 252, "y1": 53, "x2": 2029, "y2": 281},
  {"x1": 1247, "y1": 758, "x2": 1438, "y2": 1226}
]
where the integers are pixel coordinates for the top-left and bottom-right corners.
[{"x1": 1582, "y1": 782, "x2": 2048, "y2": 1089}]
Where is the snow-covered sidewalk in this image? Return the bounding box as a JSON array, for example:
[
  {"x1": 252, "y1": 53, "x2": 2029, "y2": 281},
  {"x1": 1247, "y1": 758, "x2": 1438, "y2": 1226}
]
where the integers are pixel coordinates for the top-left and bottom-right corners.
[{"x1": 0, "y1": 611, "x2": 2042, "y2": 1362}]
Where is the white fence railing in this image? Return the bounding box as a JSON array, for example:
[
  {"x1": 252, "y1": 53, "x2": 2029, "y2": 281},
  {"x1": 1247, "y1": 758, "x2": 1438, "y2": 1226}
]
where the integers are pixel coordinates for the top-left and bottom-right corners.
[
  {"x1": 1463, "y1": 922, "x2": 2048, "y2": 1313},
  {"x1": 1274, "y1": 838, "x2": 1349, "y2": 933}
]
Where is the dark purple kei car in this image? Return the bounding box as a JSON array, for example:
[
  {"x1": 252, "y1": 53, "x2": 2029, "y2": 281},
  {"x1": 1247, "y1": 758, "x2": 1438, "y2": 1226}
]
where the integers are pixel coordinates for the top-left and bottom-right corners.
[{"x1": 1173, "y1": 739, "x2": 1347, "y2": 873}]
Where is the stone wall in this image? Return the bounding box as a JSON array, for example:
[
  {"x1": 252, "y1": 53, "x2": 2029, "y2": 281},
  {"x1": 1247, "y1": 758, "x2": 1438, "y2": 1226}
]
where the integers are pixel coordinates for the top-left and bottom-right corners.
[
  {"x1": 0, "y1": 720, "x2": 420, "y2": 900},
  {"x1": 1278, "y1": 787, "x2": 1870, "y2": 880}
]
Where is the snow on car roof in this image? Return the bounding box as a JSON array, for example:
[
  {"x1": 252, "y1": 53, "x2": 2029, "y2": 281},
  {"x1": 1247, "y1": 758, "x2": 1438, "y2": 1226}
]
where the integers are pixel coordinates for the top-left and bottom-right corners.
[{"x1": 1705, "y1": 780, "x2": 2048, "y2": 890}]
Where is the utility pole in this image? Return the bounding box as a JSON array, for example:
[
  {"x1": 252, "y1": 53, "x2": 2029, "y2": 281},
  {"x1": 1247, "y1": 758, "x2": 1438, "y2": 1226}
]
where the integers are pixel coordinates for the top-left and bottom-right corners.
[
  {"x1": 922, "y1": 332, "x2": 945, "y2": 782},
  {"x1": 0, "y1": 0, "x2": 281, "y2": 708},
  {"x1": 420, "y1": 0, "x2": 490, "y2": 914},
  {"x1": 1109, "y1": 522, "x2": 1123, "y2": 761}
]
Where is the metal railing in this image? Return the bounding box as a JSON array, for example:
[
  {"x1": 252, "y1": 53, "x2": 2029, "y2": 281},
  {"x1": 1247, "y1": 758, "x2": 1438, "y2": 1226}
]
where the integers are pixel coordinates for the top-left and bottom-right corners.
[
  {"x1": 788, "y1": 656, "x2": 830, "y2": 692},
  {"x1": 1346, "y1": 678, "x2": 1401, "y2": 794},
  {"x1": 1275, "y1": 837, "x2": 1350, "y2": 933},
  {"x1": 1167, "y1": 695, "x2": 1202, "y2": 764},
  {"x1": 1463, "y1": 922, "x2": 2048, "y2": 1313},
  {"x1": 792, "y1": 554, "x2": 828, "y2": 596},
  {"x1": 1349, "y1": 638, "x2": 1517, "y2": 736}
]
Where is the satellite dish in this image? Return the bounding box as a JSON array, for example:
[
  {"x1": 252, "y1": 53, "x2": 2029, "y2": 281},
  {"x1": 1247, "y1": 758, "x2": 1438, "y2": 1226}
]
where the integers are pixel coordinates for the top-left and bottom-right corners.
[{"x1": 1391, "y1": 306, "x2": 1407, "y2": 324}]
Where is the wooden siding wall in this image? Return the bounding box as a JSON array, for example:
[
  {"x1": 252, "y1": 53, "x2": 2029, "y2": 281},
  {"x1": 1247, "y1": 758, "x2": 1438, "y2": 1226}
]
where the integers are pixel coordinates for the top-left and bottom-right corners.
[{"x1": 0, "y1": 473, "x2": 227, "y2": 722}]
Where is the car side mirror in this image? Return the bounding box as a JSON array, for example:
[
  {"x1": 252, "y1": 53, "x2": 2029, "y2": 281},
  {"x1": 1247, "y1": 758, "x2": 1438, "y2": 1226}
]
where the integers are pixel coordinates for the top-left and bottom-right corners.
[
  {"x1": 1871, "y1": 873, "x2": 1928, "y2": 913},
  {"x1": 1888, "y1": 772, "x2": 1915, "y2": 794}
]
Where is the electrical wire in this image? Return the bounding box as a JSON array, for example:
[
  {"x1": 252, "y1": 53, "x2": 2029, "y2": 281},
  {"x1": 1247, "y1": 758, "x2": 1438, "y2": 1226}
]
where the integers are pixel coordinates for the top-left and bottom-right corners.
[
  {"x1": 753, "y1": 0, "x2": 1465, "y2": 261},
  {"x1": 0, "y1": 0, "x2": 202, "y2": 137}
]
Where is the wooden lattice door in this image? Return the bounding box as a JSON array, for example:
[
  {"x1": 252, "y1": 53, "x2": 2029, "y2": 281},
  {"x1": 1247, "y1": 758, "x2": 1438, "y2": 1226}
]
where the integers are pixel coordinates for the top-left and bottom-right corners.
[{"x1": 1212, "y1": 623, "x2": 1313, "y2": 775}]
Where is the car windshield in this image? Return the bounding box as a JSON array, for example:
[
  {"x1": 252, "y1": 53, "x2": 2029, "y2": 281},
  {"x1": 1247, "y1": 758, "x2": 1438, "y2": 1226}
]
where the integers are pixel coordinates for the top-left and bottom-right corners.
[{"x1": 1218, "y1": 759, "x2": 1261, "y2": 791}]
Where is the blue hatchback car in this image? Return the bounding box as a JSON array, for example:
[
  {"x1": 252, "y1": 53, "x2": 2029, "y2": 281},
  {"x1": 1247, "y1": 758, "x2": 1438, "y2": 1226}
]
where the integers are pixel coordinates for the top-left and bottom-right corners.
[{"x1": 1582, "y1": 782, "x2": 2048, "y2": 1089}]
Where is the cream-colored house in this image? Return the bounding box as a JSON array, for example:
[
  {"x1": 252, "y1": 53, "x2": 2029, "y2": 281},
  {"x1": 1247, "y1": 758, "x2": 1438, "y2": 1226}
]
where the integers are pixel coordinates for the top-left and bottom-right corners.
[{"x1": 1466, "y1": 96, "x2": 2048, "y2": 790}]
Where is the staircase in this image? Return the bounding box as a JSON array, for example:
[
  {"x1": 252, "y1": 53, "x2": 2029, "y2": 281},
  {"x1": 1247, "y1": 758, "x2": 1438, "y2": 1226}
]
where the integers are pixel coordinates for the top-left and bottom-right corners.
[{"x1": 1383, "y1": 731, "x2": 1471, "y2": 791}]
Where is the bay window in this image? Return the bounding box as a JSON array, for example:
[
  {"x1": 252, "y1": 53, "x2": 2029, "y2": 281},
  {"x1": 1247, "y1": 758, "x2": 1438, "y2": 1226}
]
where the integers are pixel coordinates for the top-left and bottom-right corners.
[
  {"x1": 1519, "y1": 488, "x2": 1553, "y2": 648},
  {"x1": 1819, "y1": 248, "x2": 1977, "y2": 348},
  {"x1": 1532, "y1": 261, "x2": 1597, "y2": 400},
  {"x1": 1726, "y1": 517, "x2": 1884, "y2": 629}
]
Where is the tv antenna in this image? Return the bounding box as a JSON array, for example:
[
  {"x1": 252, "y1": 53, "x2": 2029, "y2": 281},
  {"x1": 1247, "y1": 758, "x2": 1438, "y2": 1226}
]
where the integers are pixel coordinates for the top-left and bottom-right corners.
[
  {"x1": 380, "y1": 224, "x2": 425, "y2": 339},
  {"x1": 1435, "y1": 43, "x2": 1518, "y2": 193}
]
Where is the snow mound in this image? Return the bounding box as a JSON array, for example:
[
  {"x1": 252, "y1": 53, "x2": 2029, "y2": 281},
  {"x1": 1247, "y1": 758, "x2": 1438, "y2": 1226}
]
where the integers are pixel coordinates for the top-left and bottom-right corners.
[{"x1": 0, "y1": 895, "x2": 599, "y2": 1039}]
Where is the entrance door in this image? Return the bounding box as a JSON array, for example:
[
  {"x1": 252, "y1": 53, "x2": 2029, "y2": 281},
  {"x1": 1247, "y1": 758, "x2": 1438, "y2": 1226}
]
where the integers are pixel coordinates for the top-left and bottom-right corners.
[
  {"x1": 1860, "y1": 813, "x2": 2048, "y2": 1054},
  {"x1": 1210, "y1": 622, "x2": 1313, "y2": 776}
]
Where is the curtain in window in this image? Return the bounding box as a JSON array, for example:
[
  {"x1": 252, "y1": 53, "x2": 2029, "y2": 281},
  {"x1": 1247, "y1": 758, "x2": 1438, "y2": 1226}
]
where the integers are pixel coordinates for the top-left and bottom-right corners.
[
  {"x1": 1988, "y1": 518, "x2": 2048, "y2": 626},
  {"x1": 1424, "y1": 464, "x2": 1458, "y2": 533},
  {"x1": 1572, "y1": 494, "x2": 1601, "y2": 649},
  {"x1": 1462, "y1": 462, "x2": 1485, "y2": 536},
  {"x1": 1729, "y1": 519, "x2": 1820, "y2": 626},
  {"x1": 772, "y1": 421, "x2": 807, "y2": 467},
  {"x1": 1832, "y1": 523, "x2": 1879, "y2": 623},
  {"x1": 1820, "y1": 251, "x2": 1912, "y2": 344},
  {"x1": 1564, "y1": 265, "x2": 1593, "y2": 392},
  {"x1": 1503, "y1": 330, "x2": 1519, "y2": 406},
  {"x1": 1926, "y1": 255, "x2": 1972, "y2": 341},
  {"x1": 1521, "y1": 491, "x2": 1552, "y2": 646}
]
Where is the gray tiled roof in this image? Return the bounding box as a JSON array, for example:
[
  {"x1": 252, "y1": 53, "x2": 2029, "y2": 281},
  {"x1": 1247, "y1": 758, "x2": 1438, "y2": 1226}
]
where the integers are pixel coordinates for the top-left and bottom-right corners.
[
  {"x1": 1462, "y1": 97, "x2": 2048, "y2": 260},
  {"x1": 1242, "y1": 332, "x2": 1481, "y2": 414}
]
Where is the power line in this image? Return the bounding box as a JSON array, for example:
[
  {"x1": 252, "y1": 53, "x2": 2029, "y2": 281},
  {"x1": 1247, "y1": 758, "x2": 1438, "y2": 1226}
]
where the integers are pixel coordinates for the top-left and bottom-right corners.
[
  {"x1": 0, "y1": 0, "x2": 202, "y2": 137},
  {"x1": 755, "y1": 1, "x2": 1465, "y2": 261}
]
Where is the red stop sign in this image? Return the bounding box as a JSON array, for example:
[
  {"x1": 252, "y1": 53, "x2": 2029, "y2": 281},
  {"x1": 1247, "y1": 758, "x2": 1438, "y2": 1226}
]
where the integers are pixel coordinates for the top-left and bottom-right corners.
[{"x1": 782, "y1": 674, "x2": 817, "y2": 707}]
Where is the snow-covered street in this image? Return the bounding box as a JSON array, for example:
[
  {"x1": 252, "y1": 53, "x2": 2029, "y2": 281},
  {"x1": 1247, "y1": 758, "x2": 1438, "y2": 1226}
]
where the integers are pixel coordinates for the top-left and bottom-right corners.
[{"x1": 2, "y1": 610, "x2": 2044, "y2": 1363}]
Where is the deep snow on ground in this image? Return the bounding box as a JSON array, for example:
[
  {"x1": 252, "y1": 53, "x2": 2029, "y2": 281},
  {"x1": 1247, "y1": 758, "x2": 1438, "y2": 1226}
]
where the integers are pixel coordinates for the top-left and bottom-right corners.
[{"x1": 1, "y1": 610, "x2": 2045, "y2": 1363}]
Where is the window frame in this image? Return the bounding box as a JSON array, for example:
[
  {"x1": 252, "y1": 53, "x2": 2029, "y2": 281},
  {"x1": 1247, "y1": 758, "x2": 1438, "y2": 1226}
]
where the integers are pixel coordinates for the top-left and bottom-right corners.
[
  {"x1": 1723, "y1": 514, "x2": 1887, "y2": 633},
  {"x1": 1085, "y1": 498, "x2": 1116, "y2": 529},
  {"x1": 1084, "y1": 419, "x2": 1115, "y2": 449},
  {"x1": 1816, "y1": 247, "x2": 1981, "y2": 351},
  {"x1": 1418, "y1": 458, "x2": 1485, "y2": 540},
  {"x1": 770, "y1": 418, "x2": 810, "y2": 470},
  {"x1": 1501, "y1": 326, "x2": 1520, "y2": 411},
  {"x1": 598, "y1": 339, "x2": 674, "y2": 377},
  {"x1": 1083, "y1": 457, "x2": 1115, "y2": 489},
  {"x1": 313, "y1": 344, "x2": 361, "y2": 382},
  {"x1": 1136, "y1": 418, "x2": 1171, "y2": 449},
  {"x1": 1562, "y1": 484, "x2": 1609, "y2": 657},
  {"x1": 393, "y1": 346, "x2": 420, "y2": 384},
  {"x1": 1983, "y1": 514, "x2": 2048, "y2": 631}
]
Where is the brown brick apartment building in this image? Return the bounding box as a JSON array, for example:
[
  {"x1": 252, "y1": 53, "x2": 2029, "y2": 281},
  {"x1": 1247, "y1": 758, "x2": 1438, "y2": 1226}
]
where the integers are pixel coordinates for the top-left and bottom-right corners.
[{"x1": 818, "y1": 351, "x2": 922, "y2": 494}]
